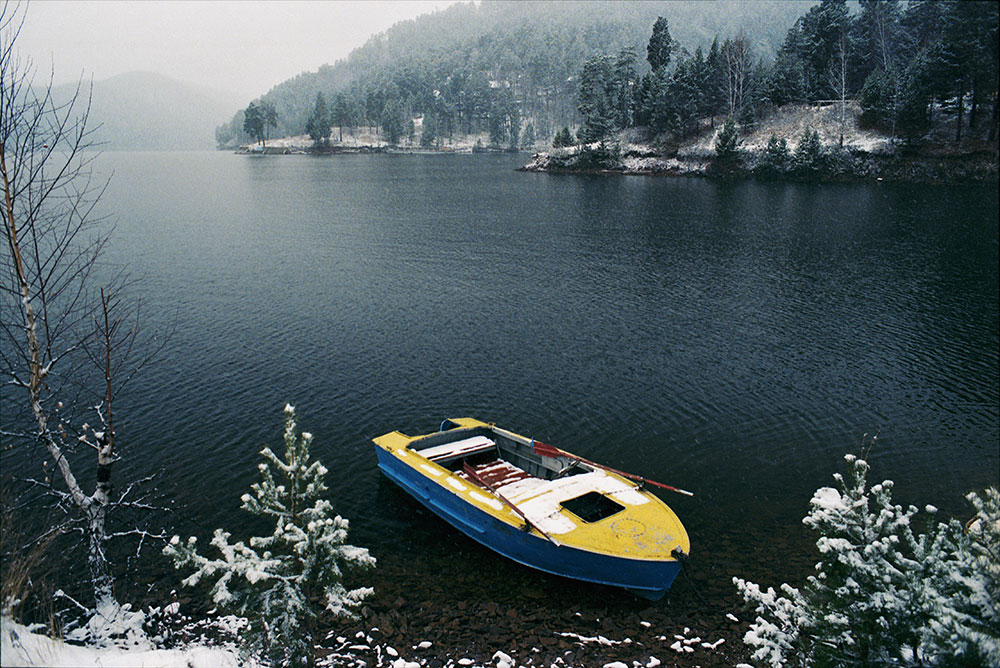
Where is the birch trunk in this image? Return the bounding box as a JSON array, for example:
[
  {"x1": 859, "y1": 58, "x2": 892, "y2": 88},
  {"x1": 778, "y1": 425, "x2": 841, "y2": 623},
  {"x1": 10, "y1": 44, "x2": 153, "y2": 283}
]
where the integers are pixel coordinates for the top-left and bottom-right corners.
[
  {"x1": 3, "y1": 147, "x2": 114, "y2": 606},
  {"x1": 2, "y1": 20, "x2": 125, "y2": 607}
]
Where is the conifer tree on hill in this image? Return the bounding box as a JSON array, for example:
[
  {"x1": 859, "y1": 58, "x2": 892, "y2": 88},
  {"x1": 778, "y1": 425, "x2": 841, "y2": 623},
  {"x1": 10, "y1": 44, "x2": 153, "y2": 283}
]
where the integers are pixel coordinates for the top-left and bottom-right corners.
[
  {"x1": 263, "y1": 102, "x2": 278, "y2": 144},
  {"x1": 854, "y1": 0, "x2": 903, "y2": 75},
  {"x1": 714, "y1": 119, "x2": 739, "y2": 158},
  {"x1": 381, "y1": 98, "x2": 405, "y2": 145},
  {"x1": 331, "y1": 92, "x2": 352, "y2": 142},
  {"x1": 552, "y1": 126, "x2": 574, "y2": 148},
  {"x1": 520, "y1": 121, "x2": 536, "y2": 149},
  {"x1": 647, "y1": 15, "x2": 674, "y2": 73},
  {"x1": 577, "y1": 54, "x2": 616, "y2": 142},
  {"x1": 420, "y1": 112, "x2": 437, "y2": 147},
  {"x1": 613, "y1": 47, "x2": 638, "y2": 129},
  {"x1": 243, "y1": 102, "x2": 264, "y2": 146},
  {"x1": 305, "y1": 92, "x2": 331, "y2": 148}
]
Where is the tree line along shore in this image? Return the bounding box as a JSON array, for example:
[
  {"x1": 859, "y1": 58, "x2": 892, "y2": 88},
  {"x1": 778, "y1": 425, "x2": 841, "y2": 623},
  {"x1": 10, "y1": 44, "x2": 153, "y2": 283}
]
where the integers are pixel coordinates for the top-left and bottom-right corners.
[{"x1": 228, "y1": 1, "x2": 997, "y2": 183}]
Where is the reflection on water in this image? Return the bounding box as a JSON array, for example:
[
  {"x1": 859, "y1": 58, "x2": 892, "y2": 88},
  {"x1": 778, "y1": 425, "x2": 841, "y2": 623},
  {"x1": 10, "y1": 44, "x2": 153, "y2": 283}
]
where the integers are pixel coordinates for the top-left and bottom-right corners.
[{"x1": 7, "y1": 151, "x2": 997, "y2": 599}]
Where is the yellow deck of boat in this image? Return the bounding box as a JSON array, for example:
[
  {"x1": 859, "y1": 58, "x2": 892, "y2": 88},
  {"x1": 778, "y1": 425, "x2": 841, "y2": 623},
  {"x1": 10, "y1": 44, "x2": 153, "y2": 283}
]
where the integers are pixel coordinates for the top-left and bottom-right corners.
[{"x1": 373, "y1": 418, "x2": 690, "y2": 561}]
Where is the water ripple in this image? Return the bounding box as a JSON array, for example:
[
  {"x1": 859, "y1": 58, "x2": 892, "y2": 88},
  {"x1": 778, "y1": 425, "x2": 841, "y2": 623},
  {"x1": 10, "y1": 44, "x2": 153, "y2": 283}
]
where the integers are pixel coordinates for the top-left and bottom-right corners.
[{"x1": 66, "y1": 151, "x2": 1000, "y2": 589}]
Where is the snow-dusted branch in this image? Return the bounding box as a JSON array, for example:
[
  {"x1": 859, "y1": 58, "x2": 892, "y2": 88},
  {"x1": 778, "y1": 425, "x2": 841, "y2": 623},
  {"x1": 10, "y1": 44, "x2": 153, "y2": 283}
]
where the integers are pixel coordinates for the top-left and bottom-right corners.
[
  {"x1": 735, "y1": 454, "x2": 1000, "y2": 667},
  {"x1": 165, "y1": 405, "x2": 375, "y2": 667},
  {"x1": 2, "y1": 6, "x2": 161, "y2": 613}
]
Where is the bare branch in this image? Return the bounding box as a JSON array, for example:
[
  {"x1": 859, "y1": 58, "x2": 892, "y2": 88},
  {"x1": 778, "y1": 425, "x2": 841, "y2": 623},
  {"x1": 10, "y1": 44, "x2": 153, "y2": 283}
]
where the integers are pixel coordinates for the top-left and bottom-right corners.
[
  {"x1": 2, "y1": 3, "x2": 159, "y2": 608},
  {"x1": 106, "y1": 528, "x2": 171, "y2": 542},
  {"x1": 53, "y1": 588, "x2": 91, "y2": 615}
]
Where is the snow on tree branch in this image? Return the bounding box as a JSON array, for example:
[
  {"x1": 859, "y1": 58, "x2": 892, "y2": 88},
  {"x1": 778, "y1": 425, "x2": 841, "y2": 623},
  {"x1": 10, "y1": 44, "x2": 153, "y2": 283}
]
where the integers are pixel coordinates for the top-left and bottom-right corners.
[
  {"x1": 734, "y1": 453, "x2": 1000, "y2": 667},
  {"x1": 164, "y1": 405, "x2": 375, "y2": 667}
]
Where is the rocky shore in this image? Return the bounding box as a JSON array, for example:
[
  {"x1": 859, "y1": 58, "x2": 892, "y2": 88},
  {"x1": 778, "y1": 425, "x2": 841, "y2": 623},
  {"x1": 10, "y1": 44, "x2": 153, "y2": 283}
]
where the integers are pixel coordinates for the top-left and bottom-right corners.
[
  {"x1": 297, "y1": 515, "x2": 791, "y2": 668},
  {"x1": 319, "y1": 562, "x2": 753, "y2": 668},
  {"x1": 235, "y1": 144, "x2": 390, "y2": 155},
  {"x1": 519, "y1": 143, "x2": 998, "y2": 184}
]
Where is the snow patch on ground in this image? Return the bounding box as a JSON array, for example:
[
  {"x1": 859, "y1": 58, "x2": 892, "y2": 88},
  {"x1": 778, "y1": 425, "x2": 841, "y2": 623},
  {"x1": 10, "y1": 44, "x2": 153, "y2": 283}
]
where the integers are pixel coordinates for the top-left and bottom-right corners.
[
  {"x1": 5, "y1": 611, "x2": 743, "y2": 668},
  {"x1": 245, "y1": 126, "x2": 543, "y2": 153},
  {"x1": 1, "y1": 616, "x2": 249, "y2": 667},
  {"x1": 690, "y1": 102, "x2": 893, "y2": 154}
]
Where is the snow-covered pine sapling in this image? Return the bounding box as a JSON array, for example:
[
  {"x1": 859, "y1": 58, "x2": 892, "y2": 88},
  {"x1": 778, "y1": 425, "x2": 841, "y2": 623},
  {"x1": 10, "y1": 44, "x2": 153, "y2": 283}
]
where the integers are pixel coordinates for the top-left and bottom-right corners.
[
  {"x1": 916, "y1": 488, "x2": 1000, "y2": 665},
  {"x1": 734, "y1": 453, "x2": 1000, "y2": 668},
  {"x1": 164, "y1": 404, "x2": 375, "y2": 667}
]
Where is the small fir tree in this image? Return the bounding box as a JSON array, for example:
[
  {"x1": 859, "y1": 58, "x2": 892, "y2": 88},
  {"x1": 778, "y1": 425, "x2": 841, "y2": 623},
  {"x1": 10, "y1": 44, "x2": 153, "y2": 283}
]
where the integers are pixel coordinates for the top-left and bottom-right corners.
[
  {"x1": 735, "y1": 453, "x2": 1000, "y2": 668},
  {"x1": 420, "y1": 114, "x2": 437, "y2": 147},
  {"x1": 793, "y1": 128, "x2": 825, "y2": 175},
  {"x1": 164, "y1": 405, "x2": 375, "y2": 667},
  {"x1": 552, "y1": 127, "x2": 574, "y2": 148},
  {"x1": 521, "y1": 122, "x2": 536, "y2": 149},
  {"x1": 381, "y1": 100, "x2": 404, "y2": 145},
  {"x1": 758, "y1": 133, "x2": 791, "y2": 175},
  {"x1": 305, "y1": 92, "x2": 331, "y2": 148},
  {"x1": 713, "y1": 119, "x2": 741, "y2": 169}
]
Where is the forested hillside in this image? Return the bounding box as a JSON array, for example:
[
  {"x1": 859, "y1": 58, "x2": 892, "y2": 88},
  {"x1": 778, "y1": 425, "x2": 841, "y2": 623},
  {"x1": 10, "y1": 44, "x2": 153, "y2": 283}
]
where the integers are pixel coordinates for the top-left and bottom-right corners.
[
  {"x1": 215, "y1": 0, "x2": 808, "y2": 148},
  {"x1": 569, "y1": 0, "x2": 998, "y2": 147}
]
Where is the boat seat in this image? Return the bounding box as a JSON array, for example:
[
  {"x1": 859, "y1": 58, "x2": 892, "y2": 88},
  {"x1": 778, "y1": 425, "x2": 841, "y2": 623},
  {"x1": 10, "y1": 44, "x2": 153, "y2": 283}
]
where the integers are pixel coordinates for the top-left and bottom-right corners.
[
  {"x1": 459, "y1": 459, "x2": 535, "y2": 489},
  {"x1": 417, "y1": 436, "x2": 497, "y2": 463}
]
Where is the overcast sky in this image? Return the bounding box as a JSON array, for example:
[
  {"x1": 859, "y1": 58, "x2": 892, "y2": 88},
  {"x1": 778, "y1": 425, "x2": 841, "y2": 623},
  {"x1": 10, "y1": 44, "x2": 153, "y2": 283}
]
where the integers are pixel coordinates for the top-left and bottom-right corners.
[{"x1": 15, "y1": 1, "x2": 456, "y2": 99}]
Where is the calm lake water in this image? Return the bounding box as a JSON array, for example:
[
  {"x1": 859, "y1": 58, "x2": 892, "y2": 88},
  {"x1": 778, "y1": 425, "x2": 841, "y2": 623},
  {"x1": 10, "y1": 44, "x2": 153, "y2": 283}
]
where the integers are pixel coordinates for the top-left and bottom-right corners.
[{"x1": 16, "y1": 151, "x2": 1000, "y2": 606}]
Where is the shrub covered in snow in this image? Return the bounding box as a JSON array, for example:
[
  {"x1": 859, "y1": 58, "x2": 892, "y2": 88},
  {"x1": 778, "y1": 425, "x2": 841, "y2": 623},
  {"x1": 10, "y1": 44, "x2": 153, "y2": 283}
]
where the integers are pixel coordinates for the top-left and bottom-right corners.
[
  {"x1": 713, "y1": 120, "x2": 741, "y2": 165},
  {"x1": 791, "y1": 127, "x2": 826, "y2": 175},
  {"x1": 755, "y1": 134, "x2": 792, "y2": 176},
  {"x1": 164, "y1": 404, "x2": 375, "y2": 666},
  {"x1": 735, "y1": 453, "x2": 999, "y2": 667}
]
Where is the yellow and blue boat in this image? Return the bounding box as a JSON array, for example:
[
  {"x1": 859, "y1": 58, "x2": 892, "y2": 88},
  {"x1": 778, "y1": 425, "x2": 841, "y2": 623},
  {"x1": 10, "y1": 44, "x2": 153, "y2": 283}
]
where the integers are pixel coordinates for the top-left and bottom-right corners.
[{"x1": 373, "y1": 418, "x2": 691, "y2": 599}]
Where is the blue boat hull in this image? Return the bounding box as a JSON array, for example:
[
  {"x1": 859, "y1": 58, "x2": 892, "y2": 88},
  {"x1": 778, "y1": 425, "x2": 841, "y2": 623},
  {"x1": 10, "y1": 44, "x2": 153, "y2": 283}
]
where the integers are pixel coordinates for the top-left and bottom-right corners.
[{"x1": 375, "y1": 446, "x2": 682, "y2": 599}]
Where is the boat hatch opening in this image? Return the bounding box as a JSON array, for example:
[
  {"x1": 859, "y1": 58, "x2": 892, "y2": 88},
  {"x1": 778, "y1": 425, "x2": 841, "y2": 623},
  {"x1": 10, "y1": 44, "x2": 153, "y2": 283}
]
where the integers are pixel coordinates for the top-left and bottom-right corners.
[{"x1": 560, "y1": 492, "x2": 625, "y2": 523}]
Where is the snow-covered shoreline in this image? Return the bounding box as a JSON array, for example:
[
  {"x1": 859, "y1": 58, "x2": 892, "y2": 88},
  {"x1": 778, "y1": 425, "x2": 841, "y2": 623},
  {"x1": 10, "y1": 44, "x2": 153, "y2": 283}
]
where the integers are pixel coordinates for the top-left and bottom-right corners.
[
  {"x1": 2, "y1": 613, "x2": 747, "y2": 668},
  {"x1": 519, "y1": 102, "x2": 998, "y2": 183},
  {"x1": 232, "y1": 126, "x2": 540, "y2": 156},
  {"x1": 1, "y1": 616, "x2": 246, "y2": 668}
]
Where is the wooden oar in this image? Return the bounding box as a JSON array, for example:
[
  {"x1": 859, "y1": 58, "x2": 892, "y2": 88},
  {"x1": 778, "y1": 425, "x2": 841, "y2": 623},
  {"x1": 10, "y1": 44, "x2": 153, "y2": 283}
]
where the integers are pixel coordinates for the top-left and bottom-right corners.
[
  {"x1": 462, "y1": 463, "x2": 561, "y2": 547},
  {"x1": 532, "y1": 441, "x2": 694, "y2": 497}
]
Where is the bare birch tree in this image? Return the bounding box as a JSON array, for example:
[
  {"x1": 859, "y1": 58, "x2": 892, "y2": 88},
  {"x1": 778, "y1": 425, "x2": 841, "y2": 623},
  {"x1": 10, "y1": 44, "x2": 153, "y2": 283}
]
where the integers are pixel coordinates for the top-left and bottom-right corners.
[
  {"x1": 1, "y1": 2, "x2": 159, "y2": 610},
  {"x1": 830, "y1": 30, "x2": 849, "y2": 147},
  {"x1": 722, "y1": 35, "x2": 753, "y2": 120}
]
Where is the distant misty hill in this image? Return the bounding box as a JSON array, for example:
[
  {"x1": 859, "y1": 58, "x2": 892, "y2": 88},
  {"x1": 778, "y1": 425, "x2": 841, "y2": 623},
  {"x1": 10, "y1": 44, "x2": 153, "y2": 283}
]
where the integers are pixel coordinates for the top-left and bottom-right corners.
[
  {"x1": 51, "y1": 72, "x2": 243, "y2": 150},
  {"x1": 216, "y1": 0, "x2": 812, "y2": 148}
]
